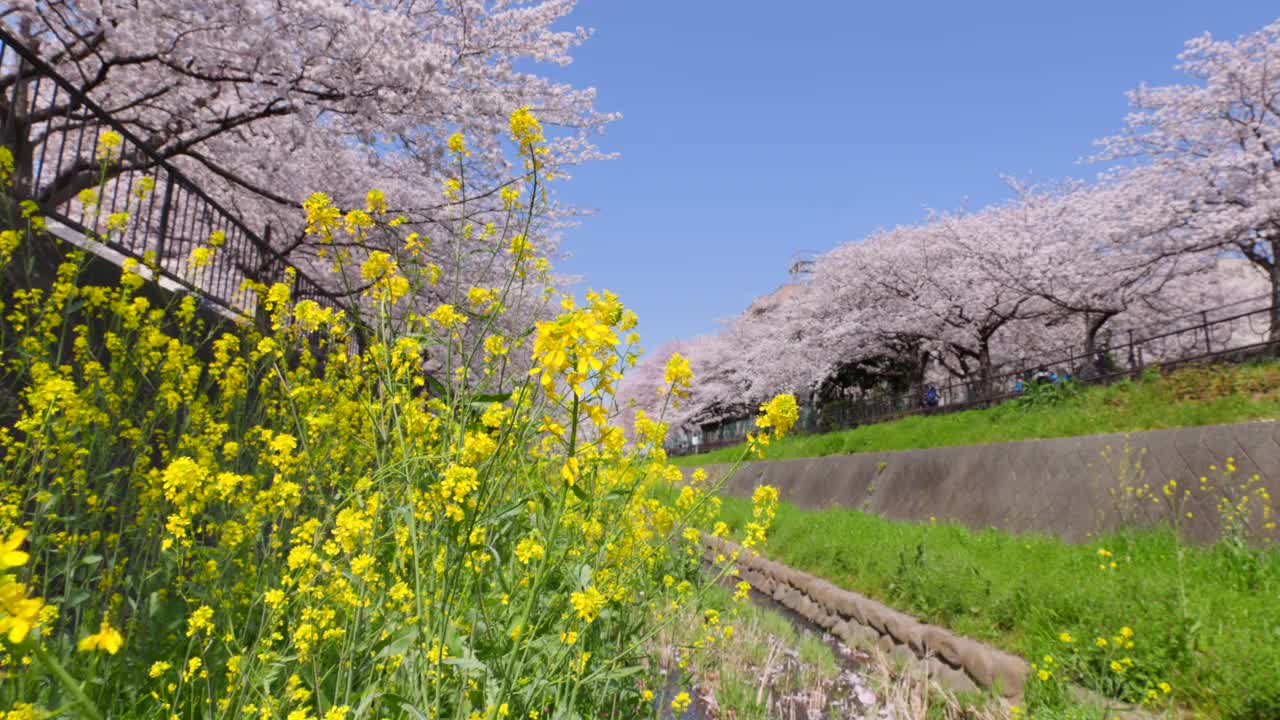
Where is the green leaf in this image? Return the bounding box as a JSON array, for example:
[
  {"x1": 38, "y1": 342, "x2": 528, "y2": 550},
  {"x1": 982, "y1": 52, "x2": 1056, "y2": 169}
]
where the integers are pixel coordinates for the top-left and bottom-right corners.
[
  {"x1": 351, "y1": 688, "x2": 382, "y2": 719},
  {"x1": 61, "y1": 589, "x2": 91, "y2": 607},
  {"x1": 595, "y1": 665, "x2": 645, "y2": 682},
  {"x1": 373, "y1": 626, "x2": 418, "y2": 660},
  {"x1": 472, "y1": 392, "x2": 513, "y2": 404},
  {"x1": 443, "y1": 656, "x2": 488, "y2": 673},
  {"x1": 573, "y1": 564, "x2": 593, "y2": 589},
  {"x1": 399, "y1": 703, "x2": 430, "y2": 720}
]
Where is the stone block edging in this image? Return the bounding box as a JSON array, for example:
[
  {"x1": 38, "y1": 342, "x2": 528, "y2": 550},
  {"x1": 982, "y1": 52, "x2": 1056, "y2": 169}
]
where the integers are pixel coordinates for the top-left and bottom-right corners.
[{"x1": 703, "y1": 535, "x2": 1027, "y2": 698}]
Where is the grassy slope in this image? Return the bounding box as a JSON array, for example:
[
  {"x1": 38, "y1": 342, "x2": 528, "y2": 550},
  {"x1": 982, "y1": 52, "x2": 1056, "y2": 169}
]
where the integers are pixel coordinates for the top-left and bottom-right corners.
[
  {"x1": 674, "y1": 362, "x2": 1280, "y2": 466},
  {"x1": 715, "y1": 496, "x2": 1280, "y2": 719}
]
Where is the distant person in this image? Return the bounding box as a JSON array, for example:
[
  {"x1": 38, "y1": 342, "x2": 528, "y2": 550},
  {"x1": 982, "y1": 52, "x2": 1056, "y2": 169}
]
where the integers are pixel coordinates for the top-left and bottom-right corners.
[
  {"x1": 1033, "y1": 367, "x2": 1051, "y2": 384},
  {"x1": 1049, "y1": 370, "x2": 1060, "y2": 384},
  {"x1": 1093, "y1": 351, "x2": 1111, "y2": 377},
  {"x1": 1014, "y1": 378, "x2": 1025, "y2": 394},
  {"x1": 924, "y1": 385, "x2": 939, "y2": 407}
]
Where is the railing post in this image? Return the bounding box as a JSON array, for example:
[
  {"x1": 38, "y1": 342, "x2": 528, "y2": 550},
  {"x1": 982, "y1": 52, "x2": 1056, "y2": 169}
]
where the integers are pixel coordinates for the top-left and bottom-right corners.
[{"x1": 1201, "y1": 311, "x2": 1212, "y2": 353}]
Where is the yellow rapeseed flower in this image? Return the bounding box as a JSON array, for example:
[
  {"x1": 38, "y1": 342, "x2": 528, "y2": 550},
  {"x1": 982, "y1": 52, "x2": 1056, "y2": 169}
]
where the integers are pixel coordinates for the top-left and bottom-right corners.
[
  {"x1": 0, "y1": 581, "x2": 44, "y2": 643},
  {"x1": 186, "y1": 605, "x2": 215, "y2": 637},
  {"x1": 663, "y1": 352, "x2": 693, "y2": 398},
  {"x1": 359, "y1": 251, "x2": 410, "y2": 302},
  {"x1": 429, "y1": 304, "x2": 467, "y2": 329},
  {"x1": 509, "y1": 106, "x2": 545, "y2": 149},
  {"x1": 467, "y1": 286, "x2": 499, "y2": 313},
  {"x1": 78, "y1": 620, "x2": 124, "y2": 654},
  {"x1": 96, "y1": 130, "x2": 123, "y2": 161},
  {"x1": 133, "y1": 175, "x2": 156, "y2": 199},
  {"x1": 570, "y1": 586, "x2": 606, "y2": 623},
  {"x1": 0, "y1": 147, "x2": 13, "y2": 186},
  {"x1": 105, "y1": 211, "x2": 130, "y2": 233},
  {"x1": 0, "y1": 530, "x2": 29, "y2": 570},
  {"x1": 188, "y1": 246, "x2": 215, "y2": 269},
  {"x1": 756, "y1": 394, "x2": 799, "y2": 439},
  {"x1": 515, "y1": 536, "x2": 545, "y2": 565},
  {"x1": 447, "y1": 132, "x2": 470, "y2": 156}
]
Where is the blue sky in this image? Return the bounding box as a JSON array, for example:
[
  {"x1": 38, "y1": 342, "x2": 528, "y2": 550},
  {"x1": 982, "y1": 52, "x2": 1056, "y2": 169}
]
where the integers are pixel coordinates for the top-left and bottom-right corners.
[{"x1": 544, "y1": 2, "x2": 1278, "y2": 353}]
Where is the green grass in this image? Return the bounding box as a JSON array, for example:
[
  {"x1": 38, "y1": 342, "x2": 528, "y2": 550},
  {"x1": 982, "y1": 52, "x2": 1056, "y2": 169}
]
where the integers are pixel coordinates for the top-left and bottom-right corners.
[
  {"x1": 714, "y1": 495, "x2": 1280, "y2": 720},
  {"x1": 674, "y1": 361, "x2": 1280, "y2": 466}
]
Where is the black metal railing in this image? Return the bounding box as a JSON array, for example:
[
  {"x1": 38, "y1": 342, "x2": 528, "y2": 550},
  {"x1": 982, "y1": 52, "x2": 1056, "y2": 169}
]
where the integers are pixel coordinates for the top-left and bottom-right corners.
[
  {"x1": 0, "y1": 27, "x2": 340, "y2": 320},
  {"x1": 670, "y1": 294, "x2": 1279, "y2": 455}
]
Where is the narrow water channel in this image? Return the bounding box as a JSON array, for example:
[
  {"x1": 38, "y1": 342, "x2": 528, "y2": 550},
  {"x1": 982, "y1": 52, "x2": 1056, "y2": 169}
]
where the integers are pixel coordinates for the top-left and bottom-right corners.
[{"x1": 656, "y1": 586, "x2": 883, "y2": 720}]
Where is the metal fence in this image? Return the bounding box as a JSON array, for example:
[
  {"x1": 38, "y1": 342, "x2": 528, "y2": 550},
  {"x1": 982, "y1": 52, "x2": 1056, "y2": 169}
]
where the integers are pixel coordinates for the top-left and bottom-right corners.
[
  {"x1": 671, "y1": 294, "x2": 1279, "y2": 455},
  {"x1": 0, "y1": 27, "x2": 341, "y2": 321}
]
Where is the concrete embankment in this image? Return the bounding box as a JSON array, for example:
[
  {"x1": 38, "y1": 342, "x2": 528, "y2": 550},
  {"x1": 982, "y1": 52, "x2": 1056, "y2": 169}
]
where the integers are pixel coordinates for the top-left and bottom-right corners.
[{"x1": 690, "y1": 421, "x2": 1280, "y2": 543}]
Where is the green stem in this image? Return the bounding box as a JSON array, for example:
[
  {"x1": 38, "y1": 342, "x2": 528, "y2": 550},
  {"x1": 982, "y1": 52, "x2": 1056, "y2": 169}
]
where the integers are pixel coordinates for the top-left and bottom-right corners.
[{"x1": 34, "y1": 643, "x2": 105, "y2": 720}]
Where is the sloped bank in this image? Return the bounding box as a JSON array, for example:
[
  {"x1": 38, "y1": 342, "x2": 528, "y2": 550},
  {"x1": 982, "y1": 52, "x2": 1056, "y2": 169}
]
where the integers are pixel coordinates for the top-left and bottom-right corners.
[{"x1": 690, "y1": 421, "x2": 1280, "y2": 543}]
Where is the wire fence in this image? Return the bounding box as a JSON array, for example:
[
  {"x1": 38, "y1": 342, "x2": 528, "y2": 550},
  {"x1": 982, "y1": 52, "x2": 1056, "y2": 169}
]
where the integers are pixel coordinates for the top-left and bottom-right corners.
[
  {"x1": 0, "y1": 27, "x2": 341, "y2": 321},
  {"x1": 671, "y1": 294, "x2": 1280, "y2": 455}
]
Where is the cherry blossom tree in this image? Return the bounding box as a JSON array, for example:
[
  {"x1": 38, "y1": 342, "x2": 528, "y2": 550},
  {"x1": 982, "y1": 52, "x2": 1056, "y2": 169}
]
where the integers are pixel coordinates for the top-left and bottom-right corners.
[
  {"x1": 1098, "y1": 19, "x2": 1280, "y2": 337},
  {"x1": 869, "y1": 213, "x2": 1049, "y2": 395},
  {"x1": 951, "y1": 174, "x2": 1209, "y2": 374},
  {"x1": 1, "y1": 0, "x2": 616, "y2": 290},
  {"x1": 618, "y1": 332, "x2": 750, "y2": 444},
  {"x1": 789, "y1": 232, "x2": 931, "y2": 400}
]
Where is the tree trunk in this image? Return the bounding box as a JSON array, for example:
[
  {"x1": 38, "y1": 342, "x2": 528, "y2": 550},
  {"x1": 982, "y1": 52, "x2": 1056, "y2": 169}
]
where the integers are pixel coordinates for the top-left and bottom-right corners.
[
  {"x1": 1083, "y1": 310, "x2": 1119, "y2": 378},
  {"x1": 1, "y1": 62, "x2": 34, "y2": 200},
  {"x1": 1270, "y1": 244, "x2": 1280, "y2": 343},
  {"x1": 977, "y1": 340, "x2": 993, "y2": 403}
]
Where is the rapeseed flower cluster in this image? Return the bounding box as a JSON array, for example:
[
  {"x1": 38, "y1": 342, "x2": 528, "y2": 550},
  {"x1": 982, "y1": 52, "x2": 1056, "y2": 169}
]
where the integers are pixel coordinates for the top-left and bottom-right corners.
[
  {"x1": 0, "y1": 531, "x2": 47, "y2": 645},
  {"x1": 0, "y1": 108, "x2": 778, "y2": 719},
  {"x1": 745, "y1": 393, "x2": 799, "y2": 457},
  {"x1": 1032, "y1": 622, "x2": 1172, "y2": 710}
]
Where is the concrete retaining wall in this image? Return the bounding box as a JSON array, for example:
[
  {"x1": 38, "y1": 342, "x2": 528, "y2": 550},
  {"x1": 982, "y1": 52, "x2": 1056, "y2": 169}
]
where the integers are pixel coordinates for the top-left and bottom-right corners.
[{"x1": 688, "y1": 421, "x2": 1280, "y2": 543}]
